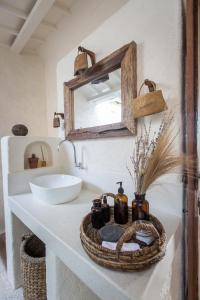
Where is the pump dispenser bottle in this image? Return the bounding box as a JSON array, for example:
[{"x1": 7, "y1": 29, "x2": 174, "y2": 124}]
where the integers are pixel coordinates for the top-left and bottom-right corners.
[{"x1": 114, "y1": 182, "x2": 128, "y2": 224}]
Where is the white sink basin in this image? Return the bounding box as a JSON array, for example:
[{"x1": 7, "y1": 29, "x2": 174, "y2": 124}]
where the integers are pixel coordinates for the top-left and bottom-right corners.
[{"x1": 29, "y1": 174, "x2": 82, "y2": 205}]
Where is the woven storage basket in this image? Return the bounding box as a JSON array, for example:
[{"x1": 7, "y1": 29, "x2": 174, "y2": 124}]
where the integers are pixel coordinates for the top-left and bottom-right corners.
[
  {"x1": 20, "y1": 235, "x2": 47, "y2": 300},
  {"x1": 80, "y1": 207, "x2": 166, "y2": 271}
]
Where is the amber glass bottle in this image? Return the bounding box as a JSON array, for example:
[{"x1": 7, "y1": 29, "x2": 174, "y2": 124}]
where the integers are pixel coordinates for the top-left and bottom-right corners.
[
  {"x1": 132, "y1": 193, "x2": 149, "y2": 221},
  {"x1": 114, "y1": 182, "x2": 128, "y2": 224},
  {"x1": 102, "y1": 195, "x2": 110, "y2": 223},
  {"x1": 91, "y1": 199, "x2": 105, "y2": 229}
]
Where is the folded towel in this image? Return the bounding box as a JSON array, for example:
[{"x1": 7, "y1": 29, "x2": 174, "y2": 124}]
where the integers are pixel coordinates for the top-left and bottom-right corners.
[
  {"x1": 136, "y1": 234, "x2": 155, "y2": 245},
  {"x1": 102, "y1": 241, "x2": 140, "y2": 252}
]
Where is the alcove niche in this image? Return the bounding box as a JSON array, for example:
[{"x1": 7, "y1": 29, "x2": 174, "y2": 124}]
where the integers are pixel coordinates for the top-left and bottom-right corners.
[{"x1": 24, "y1": 141, "x2": 53, "y2": 169}]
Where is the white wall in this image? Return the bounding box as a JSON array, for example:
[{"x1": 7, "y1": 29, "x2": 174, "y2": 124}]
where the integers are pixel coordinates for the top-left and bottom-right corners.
[
  {"x1": 39, "y1": 0, "x2": 129, "y2": 136},
  {"x1": 0, "y1": 48, "x2": 47, "y2": 233},
  {"x1": 39, "y1": 0, "x2": 182, "y2": 212},
  {"x1": 53, "y1": 0, "x2": 182, "y2": 217},
  {"x1": 39, "y1": 0, "x2": 183, "y2": 293}
]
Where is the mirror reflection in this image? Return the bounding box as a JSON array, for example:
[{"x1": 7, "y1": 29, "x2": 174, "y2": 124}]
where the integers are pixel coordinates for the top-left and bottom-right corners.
[{"x1": 74, "y1": 69, "x2": 121, "y2": 129}]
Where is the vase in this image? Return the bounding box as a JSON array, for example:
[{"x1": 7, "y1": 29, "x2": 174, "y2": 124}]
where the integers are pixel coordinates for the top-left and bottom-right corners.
[
  {"x1": 132, "y1": 193, "x2": 149, "y2": 221},
  {"x1": 28, "y1": 154, "x2": 39, "y2": 169}
]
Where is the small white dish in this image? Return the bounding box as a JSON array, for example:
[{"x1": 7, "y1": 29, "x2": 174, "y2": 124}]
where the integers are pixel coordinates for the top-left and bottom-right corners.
[{"x1": 29, "y1": 174, "x2": 82, "y2": 205}]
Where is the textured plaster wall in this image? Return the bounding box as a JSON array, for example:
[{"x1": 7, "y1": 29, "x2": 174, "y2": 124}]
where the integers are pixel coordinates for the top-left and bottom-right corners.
[
  {"x1": 39, "y1": 0, "x2": 182, "y2": 216},
  {"x1": 0, "y1": 48, "x2": 47, "y2": 233},
  {"x1": 56, "y1": 0, "x2": 182, "y2": 216},
  {"x1": 55, "y1": 258, "x2": 100, "y2": 300},
  {"x1": 40, "y1": 0, "x2": 182, "y2": 298},
  {"x1": 38, "y1": 0, "x2": 129, "y2": 136}
]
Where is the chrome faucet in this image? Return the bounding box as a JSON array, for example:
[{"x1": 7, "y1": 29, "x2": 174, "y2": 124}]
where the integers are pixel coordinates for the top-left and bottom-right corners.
[{"x1": 57, "y1": 139, "x2": 84, "y2": 169}]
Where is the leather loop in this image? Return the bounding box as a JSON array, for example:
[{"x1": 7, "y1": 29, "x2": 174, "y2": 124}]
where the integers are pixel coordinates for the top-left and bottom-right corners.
[
  {"x1": 116, "y1": 222, "x2": 160, "y2": 257},
  {"x1": 138, "y1": 79, "x2": 156, "y2": 95}
]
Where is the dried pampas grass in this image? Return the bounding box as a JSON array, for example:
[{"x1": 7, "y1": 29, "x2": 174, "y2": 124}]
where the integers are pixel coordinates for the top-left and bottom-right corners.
[{"x1": 128, "y1": 113, "x2": 183, "y2": 195}]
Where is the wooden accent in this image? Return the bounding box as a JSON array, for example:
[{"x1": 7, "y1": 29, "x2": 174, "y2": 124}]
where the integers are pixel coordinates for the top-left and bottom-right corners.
[
  {"x1": 78, "y1": 46, "x2": 96, "y2": 66},
  {"x1": 121, "y1": 42, "x2": 137, "y2": 134},
  {"x1": 74, "y1": 46, "x2": 96, "y2": 76},
  {"x1": 183, "y1": 0, "x2": 199, "y2": 299},
  {"x1": 66, "y1": 123, "x2": 131, "y2": 140},
  {"x1": 65, "y1": 43, "x2": 132, "y2": 89},
  {"x1": 64, "y1": 41, "x2": 137, "y2": 140},
  {"x1": 74, "y1": 52, "x2": 88, "y2": 76},
  {"x1": 64, "y1": 86, "x2": 74, "y2": 137}
]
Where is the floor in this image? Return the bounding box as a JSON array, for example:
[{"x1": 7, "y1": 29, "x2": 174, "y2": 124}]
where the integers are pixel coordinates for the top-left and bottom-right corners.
[{"x1": 0, "y1": 234, "x2": 23, "y2": 300}]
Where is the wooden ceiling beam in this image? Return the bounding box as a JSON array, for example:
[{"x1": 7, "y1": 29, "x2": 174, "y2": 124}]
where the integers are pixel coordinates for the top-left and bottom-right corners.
[
  {"x1": 0, "y1": 24, "x2": 45, "y2": 46},
  {"x1": 11, "y1": 0, "x2": 55, "y2": 53}
]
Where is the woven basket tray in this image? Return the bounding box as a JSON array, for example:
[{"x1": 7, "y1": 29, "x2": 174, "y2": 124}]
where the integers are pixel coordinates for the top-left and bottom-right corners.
[{"x1": 80, "y1": 207, "x2": 166, "y2": 271}]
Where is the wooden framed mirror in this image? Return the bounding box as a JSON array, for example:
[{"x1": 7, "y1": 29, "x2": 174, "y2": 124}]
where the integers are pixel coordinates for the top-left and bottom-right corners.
[{"x1": 64, "y1": 41, "x2": 137, "y2": 140}]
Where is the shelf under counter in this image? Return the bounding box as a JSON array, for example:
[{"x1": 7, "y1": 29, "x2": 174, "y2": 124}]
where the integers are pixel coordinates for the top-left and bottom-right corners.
[{"x1": 8, "y1": 189, "x2": 181, "y2": 300}]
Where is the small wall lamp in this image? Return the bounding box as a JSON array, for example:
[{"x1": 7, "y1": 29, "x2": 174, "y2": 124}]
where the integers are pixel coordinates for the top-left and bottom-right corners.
[
  {"x1": 133, "y1": 79, "x2": 167, "y2": 118},
  {"x1": 53, "y1": 112, "x2": 64, "y2": 128}
]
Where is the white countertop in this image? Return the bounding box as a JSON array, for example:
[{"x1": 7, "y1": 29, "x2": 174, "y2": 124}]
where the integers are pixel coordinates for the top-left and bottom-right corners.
[{"x1": 8, "y1": 189, "x2": 181, "y2": 300}]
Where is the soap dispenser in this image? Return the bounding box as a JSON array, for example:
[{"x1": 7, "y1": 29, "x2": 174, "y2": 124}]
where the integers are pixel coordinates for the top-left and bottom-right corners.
[{"x1": 114, "y1": 182, "x2": 128, "y2": 224}]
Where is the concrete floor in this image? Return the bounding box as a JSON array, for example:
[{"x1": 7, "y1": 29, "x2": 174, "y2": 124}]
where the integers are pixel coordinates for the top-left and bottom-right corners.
[{"x1": 0, "y1": 234, "x2": 23, "y2": 300}]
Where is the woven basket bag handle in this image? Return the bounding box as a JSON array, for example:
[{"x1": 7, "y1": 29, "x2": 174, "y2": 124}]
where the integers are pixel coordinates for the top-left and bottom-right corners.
[
  {"x1": 100, "y1": 192, "x2": 116, "y2": 200},
  {"x1": 100, "y1": 193, "x2": 116, "y2": 199},
  {"x1": 116, "y1": 222, "x2": 160, "y2": 256}
]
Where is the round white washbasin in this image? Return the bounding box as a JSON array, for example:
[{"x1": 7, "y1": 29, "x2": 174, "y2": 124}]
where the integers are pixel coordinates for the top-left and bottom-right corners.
[{"x1": 29, "y1": 174, "x2": 82, "y2": 205}]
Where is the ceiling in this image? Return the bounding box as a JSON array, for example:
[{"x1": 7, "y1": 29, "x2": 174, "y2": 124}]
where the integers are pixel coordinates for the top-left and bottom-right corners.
[{"x1": 0, "y1": 0, "x2": 74, "y2": 54}]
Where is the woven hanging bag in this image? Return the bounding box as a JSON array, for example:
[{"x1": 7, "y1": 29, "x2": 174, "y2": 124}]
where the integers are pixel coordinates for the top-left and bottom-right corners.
[{"x1": 133, "y1": 79, "x2": 167, "y2": 118}]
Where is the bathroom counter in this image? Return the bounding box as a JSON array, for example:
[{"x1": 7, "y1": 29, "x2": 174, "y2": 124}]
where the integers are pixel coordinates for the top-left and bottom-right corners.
[{"x1": 8, "y1": 189, "x2": 181, "y2": 300}]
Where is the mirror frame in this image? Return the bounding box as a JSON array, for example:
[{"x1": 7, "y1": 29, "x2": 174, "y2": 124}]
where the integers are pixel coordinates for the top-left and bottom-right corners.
[{"x1": 64, "y1": 41, "x2": 137, "y2": 140}]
